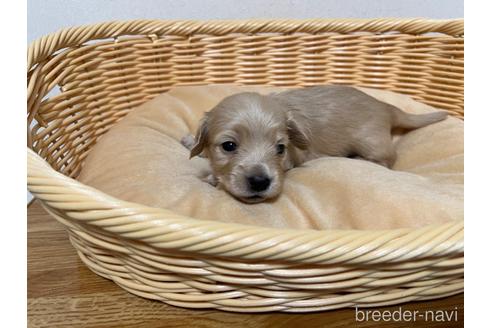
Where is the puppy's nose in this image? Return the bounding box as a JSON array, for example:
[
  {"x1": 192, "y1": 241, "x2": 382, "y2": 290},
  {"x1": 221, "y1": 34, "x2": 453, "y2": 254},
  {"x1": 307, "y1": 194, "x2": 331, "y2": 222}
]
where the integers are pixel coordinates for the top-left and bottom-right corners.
[{"x1": 247, "y1": 175, "x2": 271, "y2": 192}]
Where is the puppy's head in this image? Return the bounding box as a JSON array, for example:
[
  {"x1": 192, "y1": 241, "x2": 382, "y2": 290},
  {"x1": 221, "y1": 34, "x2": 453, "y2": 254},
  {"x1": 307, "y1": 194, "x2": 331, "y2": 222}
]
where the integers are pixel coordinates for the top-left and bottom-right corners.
[{"x1": 190, "y1": 92, "x2": 308, "y2": 203}]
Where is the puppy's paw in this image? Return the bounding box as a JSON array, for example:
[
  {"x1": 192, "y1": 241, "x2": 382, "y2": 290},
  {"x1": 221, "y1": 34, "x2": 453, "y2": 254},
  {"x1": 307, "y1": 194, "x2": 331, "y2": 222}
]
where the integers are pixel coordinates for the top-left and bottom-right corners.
[
  {"x1": 181, "y1": 134, "x2": 207, "y2": 158},
  {"x1": 202, "y1": 173, "x2": 218, "y2": 186},
  {"x1": 181, "y1": 134, "x2": 196, "y2": 150}
]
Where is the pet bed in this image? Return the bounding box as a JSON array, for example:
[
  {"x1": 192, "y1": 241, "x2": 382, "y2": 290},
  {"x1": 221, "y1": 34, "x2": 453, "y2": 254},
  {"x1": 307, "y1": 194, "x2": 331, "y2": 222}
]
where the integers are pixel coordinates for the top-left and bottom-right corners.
[{"x1": 77, "y1": 85, "x2": 463, "y2": 231}]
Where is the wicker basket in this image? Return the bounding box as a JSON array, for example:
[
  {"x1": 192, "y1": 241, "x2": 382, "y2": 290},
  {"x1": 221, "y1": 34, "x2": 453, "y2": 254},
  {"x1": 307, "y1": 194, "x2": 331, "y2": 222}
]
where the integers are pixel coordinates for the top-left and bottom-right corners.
[{"x1": 27, "y1": 19, "x2": 464, "y2": 313}]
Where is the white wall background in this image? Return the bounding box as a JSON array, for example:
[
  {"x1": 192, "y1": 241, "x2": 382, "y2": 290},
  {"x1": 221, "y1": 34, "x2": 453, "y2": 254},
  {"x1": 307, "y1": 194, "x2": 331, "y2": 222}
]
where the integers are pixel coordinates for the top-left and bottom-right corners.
[
  {"x1": 28, "y1": 0, "x2": 463, "y2": 43},
  {"x1": 27, "y1": 0, "x2": 463, "y2": 202}
]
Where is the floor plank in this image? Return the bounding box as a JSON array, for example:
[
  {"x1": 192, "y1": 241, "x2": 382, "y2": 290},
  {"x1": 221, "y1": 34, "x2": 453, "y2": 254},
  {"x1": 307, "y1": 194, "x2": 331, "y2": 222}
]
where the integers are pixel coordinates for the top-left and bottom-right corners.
[{"x1": 27, "y1": 200, "x2": 463, "y2": 328}]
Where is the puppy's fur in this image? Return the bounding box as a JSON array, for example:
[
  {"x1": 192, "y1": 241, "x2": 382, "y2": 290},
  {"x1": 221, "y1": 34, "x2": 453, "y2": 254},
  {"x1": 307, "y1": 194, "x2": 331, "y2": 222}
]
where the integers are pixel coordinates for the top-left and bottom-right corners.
[{"x1": 182, "y1": 86, "x2": 447, "y2": 203}]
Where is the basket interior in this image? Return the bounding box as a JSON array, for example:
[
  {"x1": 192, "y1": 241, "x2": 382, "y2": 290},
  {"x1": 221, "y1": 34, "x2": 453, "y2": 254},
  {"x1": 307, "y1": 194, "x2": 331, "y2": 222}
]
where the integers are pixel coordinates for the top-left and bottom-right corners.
[{"x1": 27, "y1": 26, "x2": 463, "y2": 179}]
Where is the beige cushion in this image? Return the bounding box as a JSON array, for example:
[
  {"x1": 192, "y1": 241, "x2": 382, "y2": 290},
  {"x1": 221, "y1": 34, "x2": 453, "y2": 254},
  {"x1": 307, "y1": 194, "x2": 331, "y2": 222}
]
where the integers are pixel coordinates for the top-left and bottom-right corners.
[{"x1": 78, "y1": 85, "x2": 463, "y2": 230}]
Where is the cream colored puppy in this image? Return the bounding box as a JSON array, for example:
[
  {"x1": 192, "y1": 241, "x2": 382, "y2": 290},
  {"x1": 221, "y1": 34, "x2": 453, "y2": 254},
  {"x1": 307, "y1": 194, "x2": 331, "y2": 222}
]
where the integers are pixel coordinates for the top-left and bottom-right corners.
[{"x1": 182, "y1": 86, "x2": 447, "y2": 203}]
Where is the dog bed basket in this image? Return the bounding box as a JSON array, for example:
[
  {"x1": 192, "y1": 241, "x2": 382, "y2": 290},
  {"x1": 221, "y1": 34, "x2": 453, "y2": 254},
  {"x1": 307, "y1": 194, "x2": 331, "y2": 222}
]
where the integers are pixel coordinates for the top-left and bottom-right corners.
[{"x1": 27, "y1": 18, "x2": 464, "y2": 313}]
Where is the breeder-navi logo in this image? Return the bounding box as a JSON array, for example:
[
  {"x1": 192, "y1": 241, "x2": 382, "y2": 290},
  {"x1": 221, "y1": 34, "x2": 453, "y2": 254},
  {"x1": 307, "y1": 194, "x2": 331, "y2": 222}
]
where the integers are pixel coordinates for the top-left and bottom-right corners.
[{"x1": 355, "y1": 306, "x2": 459, "y2": 322}]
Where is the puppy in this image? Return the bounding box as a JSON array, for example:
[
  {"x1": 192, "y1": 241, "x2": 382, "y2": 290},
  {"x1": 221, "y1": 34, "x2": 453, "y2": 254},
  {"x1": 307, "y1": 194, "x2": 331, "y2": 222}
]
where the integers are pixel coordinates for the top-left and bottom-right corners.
[{"x1": 182, "y1": 86, "x2": 447, "y2": 203}]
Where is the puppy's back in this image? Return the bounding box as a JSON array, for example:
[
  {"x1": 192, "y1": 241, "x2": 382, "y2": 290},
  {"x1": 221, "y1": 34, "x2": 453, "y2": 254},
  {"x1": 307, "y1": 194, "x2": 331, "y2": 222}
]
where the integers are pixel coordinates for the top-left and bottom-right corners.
[
  {"x1": 271, "y1": 86, "x2": 393, "y2": 151},
  {"x1": 272, "y1": 85, "x2": 392, "y2": 118},
  {"x1": 272, "y1": 85, "x2": 446, "y2": 130}
]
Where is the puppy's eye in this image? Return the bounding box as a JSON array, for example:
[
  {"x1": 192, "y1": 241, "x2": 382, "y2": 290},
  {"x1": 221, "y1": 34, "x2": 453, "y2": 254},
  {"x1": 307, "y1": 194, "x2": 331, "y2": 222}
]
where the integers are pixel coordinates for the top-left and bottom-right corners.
[
  {"x1": 276, "y1": 144, "x2": 285, "y2": 155},
  {"x1": 221, "y1": 141, "x2": 237, "y2": 152}
]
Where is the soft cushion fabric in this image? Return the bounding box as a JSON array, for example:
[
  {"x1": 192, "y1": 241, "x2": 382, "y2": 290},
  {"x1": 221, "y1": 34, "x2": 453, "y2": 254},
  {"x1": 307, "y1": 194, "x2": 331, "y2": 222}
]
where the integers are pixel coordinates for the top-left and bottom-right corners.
[{"x1": 78, "y1": 85, "x2": 463, "y2": 230}]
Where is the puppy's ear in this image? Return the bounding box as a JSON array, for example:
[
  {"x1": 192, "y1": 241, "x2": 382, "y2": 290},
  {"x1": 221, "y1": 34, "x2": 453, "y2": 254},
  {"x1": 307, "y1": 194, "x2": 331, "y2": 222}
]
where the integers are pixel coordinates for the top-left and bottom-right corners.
[
  {"x1": 190, "y1": 114, "x2": 209, "y2": 158},
  {"x1": 286, "y1": 112, "x2": 309, "y2": 150}
]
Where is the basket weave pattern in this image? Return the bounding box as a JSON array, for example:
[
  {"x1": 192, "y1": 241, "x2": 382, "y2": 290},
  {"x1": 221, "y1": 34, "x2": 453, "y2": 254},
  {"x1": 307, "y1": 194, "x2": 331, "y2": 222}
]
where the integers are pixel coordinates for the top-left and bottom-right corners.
[{"x1": 27, "y1": 19, "x2": 463, "y2": 312}]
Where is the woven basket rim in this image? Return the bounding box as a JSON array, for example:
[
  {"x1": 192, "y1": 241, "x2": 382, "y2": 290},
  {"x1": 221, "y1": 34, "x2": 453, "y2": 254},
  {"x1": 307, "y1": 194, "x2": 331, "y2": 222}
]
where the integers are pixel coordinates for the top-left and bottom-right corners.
[
  {"x1": 28, "y1": 137, "x2": 463, "y2": 266},
  {"x1": 27, "y1": 18, "x2": 464, "y2": 265},
  {"x1": 28, "y1": 17, "x2": 464, "y2": 69}
]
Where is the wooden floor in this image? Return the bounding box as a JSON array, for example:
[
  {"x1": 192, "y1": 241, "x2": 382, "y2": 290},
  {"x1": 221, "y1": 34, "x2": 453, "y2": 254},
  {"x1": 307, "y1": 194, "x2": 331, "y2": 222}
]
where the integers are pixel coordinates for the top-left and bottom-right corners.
[{"x1": 28, "y1": 200, "x2": 463, "y2": 328}]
